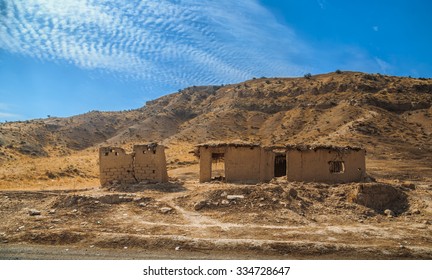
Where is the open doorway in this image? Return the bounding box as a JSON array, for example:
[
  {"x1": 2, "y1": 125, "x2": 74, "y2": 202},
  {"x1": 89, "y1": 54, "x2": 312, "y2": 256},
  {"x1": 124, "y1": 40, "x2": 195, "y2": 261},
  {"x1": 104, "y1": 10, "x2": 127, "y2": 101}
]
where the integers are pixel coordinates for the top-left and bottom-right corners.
[
  {"x1": 274, "y1": 154, "x2": 287, "y2": 177},
  {"x1": 211, "y1": 153, "x2": 225, "y2": 181}
]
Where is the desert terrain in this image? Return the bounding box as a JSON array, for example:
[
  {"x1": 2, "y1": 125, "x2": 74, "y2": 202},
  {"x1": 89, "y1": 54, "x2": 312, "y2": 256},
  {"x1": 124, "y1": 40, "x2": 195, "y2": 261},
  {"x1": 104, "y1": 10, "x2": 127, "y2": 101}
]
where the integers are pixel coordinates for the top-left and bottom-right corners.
[{"x1": 0, "y1": 71, "x2": 431, "y2": 259}]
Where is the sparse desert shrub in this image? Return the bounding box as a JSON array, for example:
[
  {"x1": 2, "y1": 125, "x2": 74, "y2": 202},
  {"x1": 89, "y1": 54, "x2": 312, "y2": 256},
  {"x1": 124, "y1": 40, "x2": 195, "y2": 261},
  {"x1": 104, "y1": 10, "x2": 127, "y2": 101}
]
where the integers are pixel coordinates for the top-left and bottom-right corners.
[
  {"x1": 304, "y1": 73, "x2": 312, "y2": 79},
  {"x1": 335, "y1": 69, "x2": 342, "y2": 74},
  {"x1": 363, "y1": 73, "x2": 378, "y2": 81}
]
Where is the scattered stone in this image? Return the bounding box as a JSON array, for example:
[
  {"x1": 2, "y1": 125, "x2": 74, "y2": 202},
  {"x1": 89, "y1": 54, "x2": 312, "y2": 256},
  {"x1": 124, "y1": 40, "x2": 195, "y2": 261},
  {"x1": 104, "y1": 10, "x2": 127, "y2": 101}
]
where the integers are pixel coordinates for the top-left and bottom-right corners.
[
  {"x1": 288, "y1": 188, "x2": 298, "y2": 198},
  {"x1": 220, "y1": 191, "x2": 228, "y2": 197},
  {"x1": 17, "y1": 226, "x2": 25, "y2": 231},
  {"x1": 298, "y1": 201, "x2": 307, "y2": 208},
  {"x1": 258, "y1": 203, "x2": 265, "y2": 207},
  {"x1": 364, "y1": 210, "x2": 375, "y2": 217},
  {"x1": 412, "y1": 209, "x2": 421, "y2": 215},
  {"x1": 194, "y1": 200, "x2": 207, "y2": 211},
  {"x1": 28, "y1": 209, "x2": 41, "y2": 216},
  {"x1": 221, "y1": 200, "x2": 230, "y2": 205},
  {"x1": 48, "y1": 209, "x2": 56, "y2": 214},
  {"x1": 384, "y1": 209, "x2": 395, "y2": 217},
  {"x1": 99, "y1": 194, "x2": 133, "y2": 204},
  {"x1": 271, "y1": 198, "x2": 278, "y2": 203},
  {"x1": 402, "y1": 183, "x2": 416, "y2": 190},
  {"x1": 351, "y1": 184, "x2": 407, "y2": 213},
  {"x1": 175, "y1": 246, "x2": 181, "y2": 251},
  {"x1": 0, "y1": 233, "x2": 8, "y2": 243},
  {"x1": 364, "y1": 175, "x2": 377, "y2": 183},
  {"x1": 139, "y1": 202, "x2": 147, "y2": 207},
  {"x1": 160, "y1": 207, "x2": 173, "y2": 214},
  {"x1": 71, "y1": 209, "x2": 78, "y2": 213},
  {"x1": 227, "y1": 195, "x2": 244, "y2": 200}
]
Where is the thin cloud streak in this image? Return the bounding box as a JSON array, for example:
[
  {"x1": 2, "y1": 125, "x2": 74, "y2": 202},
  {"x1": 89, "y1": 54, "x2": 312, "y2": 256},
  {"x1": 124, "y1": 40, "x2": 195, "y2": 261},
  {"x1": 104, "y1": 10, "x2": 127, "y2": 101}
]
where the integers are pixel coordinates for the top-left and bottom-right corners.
[
  {"x1": 0, "y1": 0, "x2": 391, "y2": 93},
  {"x1": 0, "y1": 0, "x2": 310, "y2": 90},
  {"x1": 0, "y1": 112, "x2": 21, "y2": 118}
]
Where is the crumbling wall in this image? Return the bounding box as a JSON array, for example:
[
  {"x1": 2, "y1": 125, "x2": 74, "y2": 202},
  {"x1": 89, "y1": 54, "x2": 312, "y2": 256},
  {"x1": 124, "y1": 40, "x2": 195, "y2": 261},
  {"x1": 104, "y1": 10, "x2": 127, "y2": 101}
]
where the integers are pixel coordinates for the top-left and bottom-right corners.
[
  {"x1": 134, "y1": 144, "x2": 168, "y2": 183},
  {"x1": 198, "y1": 145, "x2": 274, "y2": 183},
  {"x1": 349, "y1": 183, "x2": 408, "y2": 214},
  {"x1": 99, "y1": 144, "x2": 168, "y2": 186},
  {"x1": 197, "y1": 143, "x2": 366, "y2": 184},
  {"x1": 286, "y1": 148, "x2": 366, "y2": 183},
  {"x1": 99, "y1": 147, "x2": 136, "y2": 186}
]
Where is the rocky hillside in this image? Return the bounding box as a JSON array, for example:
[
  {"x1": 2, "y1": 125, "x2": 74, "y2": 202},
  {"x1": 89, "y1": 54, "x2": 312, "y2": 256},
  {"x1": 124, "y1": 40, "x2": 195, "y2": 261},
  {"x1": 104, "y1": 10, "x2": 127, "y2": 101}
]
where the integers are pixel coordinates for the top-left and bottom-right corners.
[{"x1": 1, "y1": 71, "x2": 431, "y2": 172}]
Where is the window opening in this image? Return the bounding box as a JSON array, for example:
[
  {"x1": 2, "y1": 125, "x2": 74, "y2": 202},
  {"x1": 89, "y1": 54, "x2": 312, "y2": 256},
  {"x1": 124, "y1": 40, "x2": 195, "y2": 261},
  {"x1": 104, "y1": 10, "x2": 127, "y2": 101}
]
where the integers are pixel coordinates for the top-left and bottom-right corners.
[{"x1": 329, "y1": 161, "x2": 345, "y2": 173}]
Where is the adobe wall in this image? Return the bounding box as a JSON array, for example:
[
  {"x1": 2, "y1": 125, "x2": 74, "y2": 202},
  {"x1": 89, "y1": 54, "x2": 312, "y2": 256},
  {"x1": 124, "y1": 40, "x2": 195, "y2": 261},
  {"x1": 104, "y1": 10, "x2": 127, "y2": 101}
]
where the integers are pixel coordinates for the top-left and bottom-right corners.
[
  {"x1": 99, "y1": 144, "x2": 168, "y2": 186},
  {"x1": 134, "y1": 144, "x2": 168, "y2": 183},
  {"x1": 198, "y1": 146, "x2": 219, "y2": 183},
  {"x1": 225, "y1": 146, "x2": 261, "y2": 183},
  {"x1": 286, "y1": 148, "x2": 366, "y2": 183},
  {"x1": 99, "y1": 147, "x2": 136, "y2": 186},
  {"x1": 198, "y1": 145, "x2": 274, "y2": 183},
  {"x1": 260, "y1": 148, "x2": 276, "y2": 182}
]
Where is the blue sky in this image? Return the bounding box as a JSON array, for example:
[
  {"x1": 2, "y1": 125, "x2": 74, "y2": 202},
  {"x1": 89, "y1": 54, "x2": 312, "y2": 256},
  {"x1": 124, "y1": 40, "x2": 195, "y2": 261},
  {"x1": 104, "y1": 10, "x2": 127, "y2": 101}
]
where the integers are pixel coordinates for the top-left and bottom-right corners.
[{"x1": 0, "y1": 0, "x2": 431, "y2": 121}]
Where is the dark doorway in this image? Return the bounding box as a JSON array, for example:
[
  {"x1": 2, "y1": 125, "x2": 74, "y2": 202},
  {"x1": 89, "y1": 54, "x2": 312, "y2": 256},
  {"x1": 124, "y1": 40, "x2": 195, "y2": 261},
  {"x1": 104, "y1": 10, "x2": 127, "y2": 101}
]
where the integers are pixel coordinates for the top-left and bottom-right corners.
[
  {"x1": 211, "y1": 153, "x2": 225, "y2": 181},
  {"x1": 274, "y1": 154, "x2": 287, "y2": 177}
]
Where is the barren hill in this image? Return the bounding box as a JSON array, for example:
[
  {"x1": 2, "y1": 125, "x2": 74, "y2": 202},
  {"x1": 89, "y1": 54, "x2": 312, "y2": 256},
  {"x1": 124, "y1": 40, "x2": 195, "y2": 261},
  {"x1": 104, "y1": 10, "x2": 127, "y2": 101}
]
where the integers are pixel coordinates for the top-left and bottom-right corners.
[
  {"x1": 1, "y1": 71, "x2": 432, "y2": 187},
  {"x1": 1, "y1": 71, "x2": 432, "y2": 260}
]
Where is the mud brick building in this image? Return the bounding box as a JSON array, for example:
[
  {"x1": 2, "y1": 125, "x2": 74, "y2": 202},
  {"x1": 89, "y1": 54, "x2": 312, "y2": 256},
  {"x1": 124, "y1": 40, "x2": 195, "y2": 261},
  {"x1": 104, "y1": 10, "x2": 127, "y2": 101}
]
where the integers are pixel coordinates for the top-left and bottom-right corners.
[
  {"x1": 99, "y1": 143, "x2": 168, "y2": 186},
  {"x1": 195, "y1": 142, "x2": 276, "y2": 183},
  {"x1": 195, "y1": 142, "x2": 366, "y2": 184},
  {"x1": 285, "y1": 145, "x2": 366, "y2": 183}
]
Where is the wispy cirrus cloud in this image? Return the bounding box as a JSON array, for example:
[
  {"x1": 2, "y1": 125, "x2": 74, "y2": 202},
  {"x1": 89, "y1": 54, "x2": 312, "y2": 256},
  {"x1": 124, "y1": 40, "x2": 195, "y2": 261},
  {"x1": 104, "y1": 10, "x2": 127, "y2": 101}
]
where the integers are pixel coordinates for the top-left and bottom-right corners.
[
  {"x1": 0, "y1": 0, "x2": 310, "y2": 91},
  {"x1": 0, "y1": 102, "x2": 21, "y2": 120},
  {"x1": 0, "y1": 112, "x2": 20, "y2": 118}
]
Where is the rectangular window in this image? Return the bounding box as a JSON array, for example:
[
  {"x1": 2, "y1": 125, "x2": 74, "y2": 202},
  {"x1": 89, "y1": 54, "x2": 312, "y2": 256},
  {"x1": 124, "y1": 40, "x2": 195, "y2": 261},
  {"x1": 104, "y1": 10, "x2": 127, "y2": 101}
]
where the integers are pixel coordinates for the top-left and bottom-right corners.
[{"x1": 329, "y1": 161, "x2": 345, "y2": 173}]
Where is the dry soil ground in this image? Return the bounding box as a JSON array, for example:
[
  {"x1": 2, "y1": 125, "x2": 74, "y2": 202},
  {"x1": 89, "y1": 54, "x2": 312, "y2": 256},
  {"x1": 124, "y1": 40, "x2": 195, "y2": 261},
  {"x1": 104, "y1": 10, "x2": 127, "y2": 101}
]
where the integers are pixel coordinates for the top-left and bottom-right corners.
[{"x1": 0, "y1": 163, "x2": 431, "y2": 260}]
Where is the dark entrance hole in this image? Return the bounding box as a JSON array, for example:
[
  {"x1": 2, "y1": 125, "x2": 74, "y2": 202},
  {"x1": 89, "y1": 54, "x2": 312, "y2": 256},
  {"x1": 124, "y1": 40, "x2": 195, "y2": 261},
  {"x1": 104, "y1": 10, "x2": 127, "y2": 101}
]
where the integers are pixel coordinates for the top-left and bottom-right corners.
[
  {"x1": 274, "y1": 154, "x2": 287, "y2": 177},
  {"x1": 211, "y1": 153, "x2": 225, "y2": 181}
]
